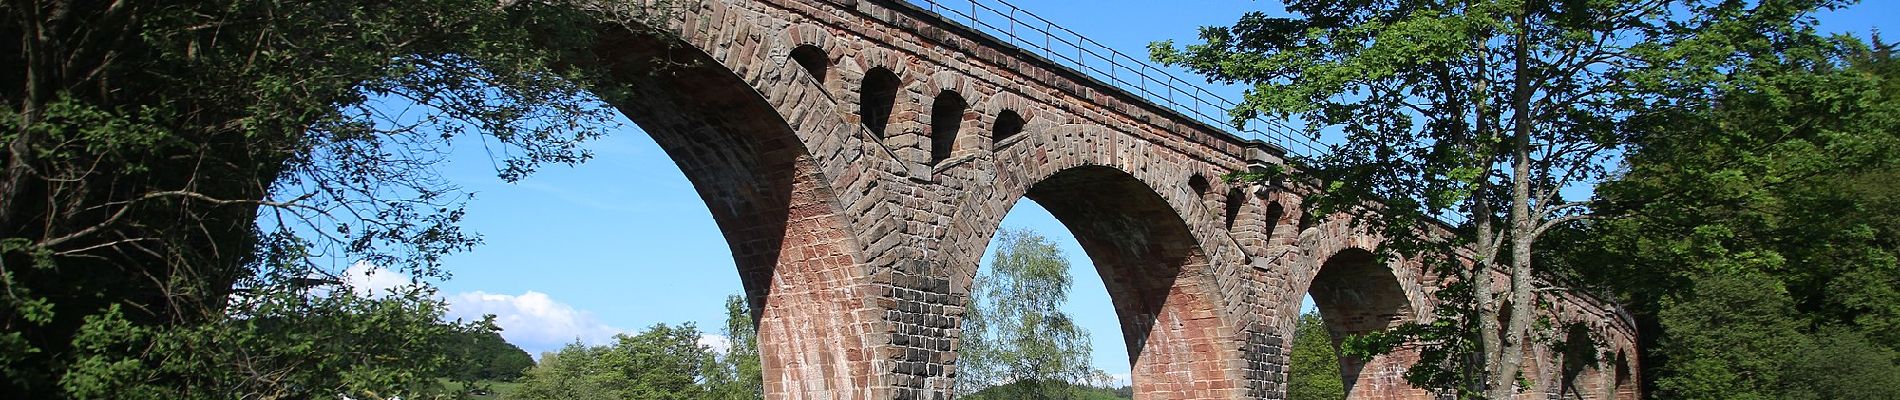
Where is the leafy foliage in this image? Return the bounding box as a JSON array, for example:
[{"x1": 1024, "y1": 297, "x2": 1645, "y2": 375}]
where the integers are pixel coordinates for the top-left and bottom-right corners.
[
  {"x1": 703, "y1": 294, "x2": 764, "y2": 400},
  {"x1": 1287, "y1": 312, "x2": 1344, "y2": 400},
  {"x1": 956, "y1": 228, "x2": 1106, "y2": 398},
  {"x1": 446, "y1": 326, "x2": 535, "y2": 383},
  {"x1": 962, "y1": 379, "x2": 1130, "y2": 400},
  {"x1": 512, "y1": 323, "x2": 716, "y2": 400},
  {"x1": 1, "y1": 0, "x2": 677, "y2": 397},
  {"x1": 1153, "y1": 1, "x2": 1850, "y2": 397},
  {"x1": 1560, "y1": 35, "x2": 1900, "y2": 399},
  {"x1": 57, "y1": 287, "x2": 474, "y2": 399},
  {"x1": 507, "y1": 294, "x2": 763, "y2": 400}
]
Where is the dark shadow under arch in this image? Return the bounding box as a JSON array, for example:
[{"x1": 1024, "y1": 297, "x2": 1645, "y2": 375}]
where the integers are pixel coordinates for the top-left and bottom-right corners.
[
  {"x1": 1301, "y1": 247, "x2": 1416, "y2": 399},
  {"x1": 1614, "y1": 351, "x2": 1636, "y2": 400},
  {"x1": 931, "y1": 90, "x2": 967, "y2": 165},
  {"x1": 789, "y1": 44, "x2": 828, "y2": 83},
  {"x1": 861, "y1": 67, "x2": 901, "y2": 138},
  {"x1": 992, "y1": 109, "x2": 1024, "y2": 145},
  {"x1": 588, "y1": 28, "x2": 870, "y2": 398},
  {"x1": 592, "y1": 31, "x2": 815, "y2": 309},
  {"x1": 1018, "y1": 165, "x2": 1236, "y2": 398},
  {"x1": 1559, "y1": 323, "x2": 1603, "y2": 399},
  {"x1": 1263, "y1": 202, "x2": 1285, "y2": 231}
]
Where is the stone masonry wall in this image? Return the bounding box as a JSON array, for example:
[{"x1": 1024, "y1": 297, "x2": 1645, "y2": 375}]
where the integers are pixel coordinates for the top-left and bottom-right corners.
[{"x1": 587, "y1": 0, "x2": 1644, "y2": 399}]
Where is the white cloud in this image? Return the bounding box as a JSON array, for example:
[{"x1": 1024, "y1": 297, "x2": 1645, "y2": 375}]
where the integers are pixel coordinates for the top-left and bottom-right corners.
[
  {"x1": 699, "y1": 334, "x2": 732, "y2": 355},
  {"x1": 331, "y1": 263, "x2": 637, "y2": 358},
  {"x1": 342, "y1": 261, "x2": 413, "y2": 296},
  {"x1": 445, "y1": 290, "x2": 629, "y2": 356},
  {"x1": 1107, "y1": 372, "x2": 1132, "y2": 388}
]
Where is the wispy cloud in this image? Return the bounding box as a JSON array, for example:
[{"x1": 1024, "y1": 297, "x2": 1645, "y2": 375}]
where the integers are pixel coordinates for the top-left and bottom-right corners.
[{"x1": 445, "y1": 290, "x2": 630, "y2": 356}]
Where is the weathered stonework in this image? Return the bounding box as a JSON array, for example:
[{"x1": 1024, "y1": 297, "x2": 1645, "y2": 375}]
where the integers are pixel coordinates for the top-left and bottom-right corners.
[{"x1": 590, "y1": 0, "x2": 1641, "y2": 399}]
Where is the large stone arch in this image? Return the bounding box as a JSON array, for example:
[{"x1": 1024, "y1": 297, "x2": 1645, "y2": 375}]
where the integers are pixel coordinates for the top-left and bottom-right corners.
[
  {"x1": 1270, "y1": 217, "x2": 1433, "y2": 400},
  {"x1": 1289, "y1": 247, "x2": 1424, "y2": 400},
  {"x1": 585, "y1": 15, "x2": 908, "y2": 399},
  {"x1": 961, "y1": 164, "x2": 1246, "y2": 399},
  {"x1": 941, "y1": 124, "x2": 1255, "y2": 299},
  {"x1": 925, "y1": 122, "x2": 1264, "y2": 398},
  {"x1": 1287, "y1": 223, "x2": 1433, "y2": 328}
]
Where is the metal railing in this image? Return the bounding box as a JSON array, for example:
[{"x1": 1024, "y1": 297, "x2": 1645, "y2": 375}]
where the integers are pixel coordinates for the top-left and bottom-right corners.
[{"x1": 904, "y1": 0, "x2": 1327, "y2": 158}]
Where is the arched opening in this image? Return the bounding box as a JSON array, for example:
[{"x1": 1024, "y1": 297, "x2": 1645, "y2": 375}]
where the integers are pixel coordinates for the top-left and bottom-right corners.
[
  {"x1": 860, "y1": 67, "x2": 900, "y2": 137},
  {"x1": 958, "y1": 200, "x2": 1132, "y2": 398},
  {"x1": 931, "y1": 90, "x2": 967, "y2": 165},
  {"x1": 1187, "y1": 174, "x2": 1211, "y2": 196},
  {"x1": 1263, "y1": 202, "x2": 1286, "y2": 233},
  {"x1": 993, "y1": 109, "x2": 1025, "y2": 145},
  {"x1": 789, "y1": 45, "x2": 828, "y2": 82},
  {"x1": 1613, "y1": 351, "x2": 1636, "y2": 400},
  {"x1": 1291, "y1": 248, "x2": 1420, "y2": 400},
  {"x1": 1223, "y1": 188, "x2": 1245, "y2": 230},
  {"x1": 1285, "y1": 294, "x2": 1346, "y2": 400},
  {"x1": 1005, "y1": 166, "x2": 1237, "y2": 399},
  {"x1": 467, "y1": 29, "x2": 869, "y2": 398},
  {"x1": 1559, "y1": 323, "x2": 1603, "y2": 399}
]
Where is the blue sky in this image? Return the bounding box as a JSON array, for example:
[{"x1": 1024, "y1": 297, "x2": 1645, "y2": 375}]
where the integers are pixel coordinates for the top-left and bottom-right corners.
[{"x1": 349, "y1": 0, "x2": 1900, "y2": 384}]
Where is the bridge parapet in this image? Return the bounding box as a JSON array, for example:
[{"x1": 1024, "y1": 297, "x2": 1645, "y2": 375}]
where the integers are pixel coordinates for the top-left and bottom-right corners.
[{"x1": 896, "y1": 0, "x2": 1317, "y2": 158}]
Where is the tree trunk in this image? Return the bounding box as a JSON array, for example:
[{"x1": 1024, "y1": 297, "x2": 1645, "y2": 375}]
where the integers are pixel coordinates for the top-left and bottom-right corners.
[
  {"x1": 1466, "y1": 28, "x2": 1507, "y2": 399},
  {"x1": 1488, "y1": 11, "x2": 1538, "y2": 399}
]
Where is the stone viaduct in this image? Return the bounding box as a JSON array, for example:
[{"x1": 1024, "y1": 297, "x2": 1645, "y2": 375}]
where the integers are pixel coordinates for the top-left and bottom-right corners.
[{"x1": 587, "y1": 0, "x2": 1641, "y2": 398}]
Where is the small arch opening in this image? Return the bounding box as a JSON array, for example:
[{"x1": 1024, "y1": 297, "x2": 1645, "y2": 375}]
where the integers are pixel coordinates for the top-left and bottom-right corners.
[
  {"x1": 860, "y1": 67, "x2": 900, "y2": 137},
  {"x1": 1223, "y1": 188, "x2": 1244, "y2": 230},
  {"x1": 1614, "y1": 351, "x2": 1636, "y2": 400},
  {"x1": 993, "y1": 109, "x2": 1025, "y2": 145},
  {"x1": 1560, "y1": 323, "x2": 1601, "y2": 398},
  {"x1": 1187, "y1": 174, "x2": 1210, "y2": 196},
  {"x1": 931, "y1": 90, "x2": 967, "y2": 165},
  {"x1": 790, "y1": 45, "x2": 828, "y2": 82},
  {"x1": 1263, "y1": 202, "x2": 1286, "y2": 233}
]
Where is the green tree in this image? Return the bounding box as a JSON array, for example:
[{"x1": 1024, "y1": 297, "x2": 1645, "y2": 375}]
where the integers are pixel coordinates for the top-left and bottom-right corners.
[
  {"x1": 1287, "y1": 312, "x2": 1344, "y2": 400},
  {"x1": 513, "y1": 323, "x2": 716, "y2": 400},
  {"x1": 447, "y1": 326, "x2": 535, "y2": 383},
  {"x1": 1561, "y1": 35, "x2": 1900, "y2": 398},
  {"x1": 965, "y1": 379, "x2": 1131, "y2": 400},
  {"x1": 957, "y1": 228, "x2": 1102, "y2": 399},
  {"x1": 1, "y1": 0, "x2": 672, "y2": 397},
  {"x1": 703, "y1": 294, "x2": 763, "y2": 400},
  {"x1": 1152, "y1": 0, "x2": 1845, "y2": 397}
]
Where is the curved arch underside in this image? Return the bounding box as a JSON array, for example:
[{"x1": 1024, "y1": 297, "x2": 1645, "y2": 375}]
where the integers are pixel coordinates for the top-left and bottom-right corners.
[
  {"x1": 1305, "y1": 248, "x2": 1423, "y2": 400},
  {"x1": 590, "y1": 29, "x2": 879, "y2": 399},
  {"x1": 1026, "y1": 166, "x2": 1240, "y2": 399}
]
